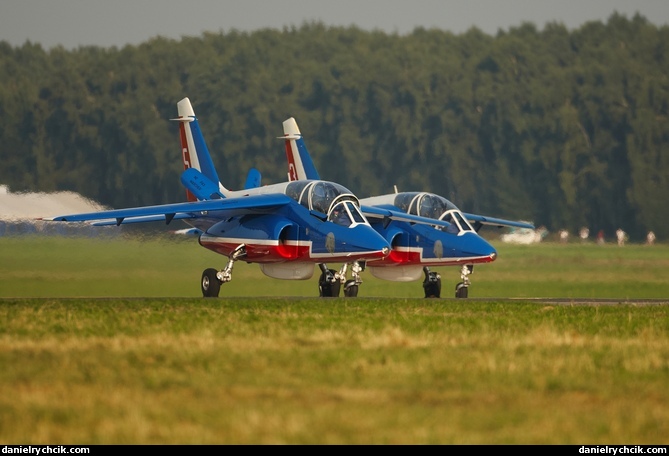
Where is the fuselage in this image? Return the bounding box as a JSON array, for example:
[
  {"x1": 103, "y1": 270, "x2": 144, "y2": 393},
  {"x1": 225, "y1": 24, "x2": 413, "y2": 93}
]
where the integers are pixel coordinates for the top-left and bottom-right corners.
[
  {"x1": 361, "y1": 192, "x2": 498, "y2": 268},
  {"x1": 194, "y1": 180, "x2": 391, "y2": 265}
]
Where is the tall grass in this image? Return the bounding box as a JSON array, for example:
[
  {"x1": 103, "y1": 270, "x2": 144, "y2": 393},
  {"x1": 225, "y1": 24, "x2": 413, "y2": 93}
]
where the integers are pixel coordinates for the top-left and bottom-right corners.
[
  {"x1": 1, "y1": 236, "x2": 668, "y2": 443},
  {"x1": 1, "y1": 298, "x2": 668, "y2": 444}
]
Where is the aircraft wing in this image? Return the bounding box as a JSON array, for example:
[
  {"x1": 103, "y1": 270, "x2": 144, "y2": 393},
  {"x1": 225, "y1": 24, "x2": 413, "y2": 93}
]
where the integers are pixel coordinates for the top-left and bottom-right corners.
[
  {"x1": 41, "y1": 194, "x2": 293, "y2": 226},
  {"x1": 361, "y1": 205, "x2": 455, "y2": 230},
  {"x1": 89, "y1": 214, "x2": 197, "y2": 226},
  {"x1": 463, "y1": 213, "x2": 535, "y2": 230}
]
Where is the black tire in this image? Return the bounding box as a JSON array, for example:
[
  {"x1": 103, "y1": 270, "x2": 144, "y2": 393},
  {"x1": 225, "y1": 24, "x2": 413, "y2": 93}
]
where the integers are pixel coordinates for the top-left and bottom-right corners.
[
  {"x1": 202, "y1": 268, "x2": 221, "y2": 298},
  {"x1": 344, "y1": 280, "x2": 359, "y2": 297},
  {"x1": 423, "y1": 272, "x2": 441, "y2": 298},
  {"x1": 318, "y1": 269, "x2": 341, "y2": 297},
  {"x1": 455, "y1": 283, "x2": 468, "y2": 299}
]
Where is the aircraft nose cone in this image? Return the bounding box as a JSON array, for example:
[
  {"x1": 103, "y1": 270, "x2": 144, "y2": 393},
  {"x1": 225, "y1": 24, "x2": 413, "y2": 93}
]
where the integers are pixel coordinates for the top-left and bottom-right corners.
[
  {"x1": 462, "y1": 232, "x2": 497, "y2": 262},
  {"x1": 326, "y1": 224, "x2": 390, "y2": 260},
  {"x1": 481, "y1": 239, "x2": 497, "y2": 261},
  {"x1": 343, "y1": 225, "x2": 391, "y2": 259}
]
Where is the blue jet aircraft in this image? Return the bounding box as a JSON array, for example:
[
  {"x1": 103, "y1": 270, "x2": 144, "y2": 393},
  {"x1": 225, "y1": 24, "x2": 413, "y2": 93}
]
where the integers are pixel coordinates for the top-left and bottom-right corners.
[
  {"x1": 279, "y1": 117, "x2": 535, "y2": 298},
  {"x1": 43, "y1": 98, "x2": 459, "y2": 297}
]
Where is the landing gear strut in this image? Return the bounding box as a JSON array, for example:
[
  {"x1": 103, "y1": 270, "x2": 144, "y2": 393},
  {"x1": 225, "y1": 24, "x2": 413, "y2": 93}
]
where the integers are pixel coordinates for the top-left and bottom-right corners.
[
  {"x1": 422, "y1": 267, "x2": 441, "y2": 298},
  {"x1": 201, "y1": 244, "x2": 247, "y2": 298},
  {"x1": 455, "y1": 264, "x2": 473, "y2": 298},
  {"x1": 343, "y1": 261, "x2": 364, "y2": 297}
]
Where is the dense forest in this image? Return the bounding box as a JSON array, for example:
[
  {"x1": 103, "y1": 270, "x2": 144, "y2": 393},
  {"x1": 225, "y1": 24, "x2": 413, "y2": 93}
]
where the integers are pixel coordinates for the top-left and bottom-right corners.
[{"x1": 1, "y1": 13, "x2": 667, "y2": 240}]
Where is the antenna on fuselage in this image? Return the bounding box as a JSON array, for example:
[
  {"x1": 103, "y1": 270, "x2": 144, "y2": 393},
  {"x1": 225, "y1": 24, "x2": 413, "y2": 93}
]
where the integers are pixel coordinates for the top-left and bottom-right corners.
[{"x1": 393, "y1": 185, "x2": 399, "y2": 193}]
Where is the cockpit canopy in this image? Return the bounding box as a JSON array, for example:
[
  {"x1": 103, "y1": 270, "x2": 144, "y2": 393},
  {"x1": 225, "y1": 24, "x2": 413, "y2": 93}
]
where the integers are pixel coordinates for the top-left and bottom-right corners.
[
  {"x1": 394, "y1": 192, "x2": 475, "y2": 234},
  {"x1": 285, "y1": 180, "x2": 367, "y2": 227}
]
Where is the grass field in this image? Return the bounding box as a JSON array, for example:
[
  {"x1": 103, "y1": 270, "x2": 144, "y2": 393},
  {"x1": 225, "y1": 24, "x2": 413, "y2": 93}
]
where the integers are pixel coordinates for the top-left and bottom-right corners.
[
  {"x1": 1, "y1": 236, "x2": 668, "y2": 444},
  {"x1": 1, "y1": 235, "x2": 669, "y2": 299}
]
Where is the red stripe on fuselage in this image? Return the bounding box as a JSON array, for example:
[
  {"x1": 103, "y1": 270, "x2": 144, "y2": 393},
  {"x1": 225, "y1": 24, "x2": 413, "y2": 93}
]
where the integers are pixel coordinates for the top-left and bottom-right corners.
[
  {"x1": 199, "y1": 238, "x2": 388, "y2": 263},
  {"x1": 200, "y1": 239, "x2": 303, "y2": 261},
  {"x1": 372, "y1": 248, "x2": 495, "y2": 267}
]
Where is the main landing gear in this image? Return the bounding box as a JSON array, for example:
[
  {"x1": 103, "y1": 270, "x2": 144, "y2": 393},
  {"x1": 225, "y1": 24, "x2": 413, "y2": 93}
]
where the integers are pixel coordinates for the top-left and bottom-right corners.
[
  {"x1": 423, "y1": 264, "x2": 474, "y2": 299},
  {"x1": 422, "y1": 267, "x2": 442, "y2": 298},
  {"x1": 318, "y1": 261, "x2": 365, "y2": 297},
  {"x1": 201, "y1": 244, "x2": 246, "y2": 298}
]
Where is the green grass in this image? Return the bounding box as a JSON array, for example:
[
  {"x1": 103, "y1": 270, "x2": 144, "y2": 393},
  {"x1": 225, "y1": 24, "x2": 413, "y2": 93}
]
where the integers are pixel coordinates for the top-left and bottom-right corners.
[
  {"x1": 1, "y1": 298, "x2": 668, "y2": 444},
  {"x1": 0, "y1": 236, "x2": 668, "y2": 444},
  {"x1": 1, "y1": 235, "x2": 668, "y2": 299}
]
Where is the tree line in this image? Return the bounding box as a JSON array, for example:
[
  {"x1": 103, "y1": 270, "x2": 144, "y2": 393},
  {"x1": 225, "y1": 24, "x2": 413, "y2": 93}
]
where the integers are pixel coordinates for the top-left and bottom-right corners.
[{"x1": 1, "y1": 13, "x2": 667, "y2": 240}]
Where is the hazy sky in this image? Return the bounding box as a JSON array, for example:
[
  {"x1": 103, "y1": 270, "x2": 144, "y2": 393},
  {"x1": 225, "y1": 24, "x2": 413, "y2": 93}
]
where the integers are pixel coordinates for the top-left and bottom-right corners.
[{"x1": 1, "y1": 0, "x2": 668, "y2": 49}]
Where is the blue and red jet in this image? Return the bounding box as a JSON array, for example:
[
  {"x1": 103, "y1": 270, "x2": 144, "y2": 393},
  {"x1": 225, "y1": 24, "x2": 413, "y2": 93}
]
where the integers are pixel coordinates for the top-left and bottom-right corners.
[
  {"x1": 278, "y1": 117, "x2": 535, "y2": 298},
  {"x1": 44, "y1": 98, "x2": 461, "y2": 297}
]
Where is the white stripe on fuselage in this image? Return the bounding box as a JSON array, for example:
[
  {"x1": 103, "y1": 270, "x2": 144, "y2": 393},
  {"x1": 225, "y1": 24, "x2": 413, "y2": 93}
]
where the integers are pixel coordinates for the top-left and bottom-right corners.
[
  {"x1": 199, "y1": 235, "x2": 384, "y2": 259},
  {"x1": 388, "y1": 246, "x2": 491, "y2": 265}
]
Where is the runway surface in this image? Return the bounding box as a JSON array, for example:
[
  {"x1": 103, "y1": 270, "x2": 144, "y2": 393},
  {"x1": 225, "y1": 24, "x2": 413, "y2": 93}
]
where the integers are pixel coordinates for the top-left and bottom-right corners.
[{"x1": 479, "y1": 297, "x2": 669, "y2": 306}]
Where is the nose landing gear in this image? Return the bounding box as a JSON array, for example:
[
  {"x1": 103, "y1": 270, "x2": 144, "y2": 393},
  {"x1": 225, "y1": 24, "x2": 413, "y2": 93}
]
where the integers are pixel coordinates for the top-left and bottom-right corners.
[
  {"x1": 455, "y1": 264, "x2": 473, "y2": 298},
  {"x1": 343, "y1": 261, "x2": 364, "y2": 297}
]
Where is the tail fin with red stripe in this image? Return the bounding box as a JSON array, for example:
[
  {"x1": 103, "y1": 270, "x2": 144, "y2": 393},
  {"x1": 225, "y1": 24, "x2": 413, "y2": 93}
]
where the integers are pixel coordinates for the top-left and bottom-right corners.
[
  {"x1": 173, "y1": 97, "x2": 230, "y2": 200},
  {"x1": 281, "y1": 117, "x2": 320, "y2": 181}
]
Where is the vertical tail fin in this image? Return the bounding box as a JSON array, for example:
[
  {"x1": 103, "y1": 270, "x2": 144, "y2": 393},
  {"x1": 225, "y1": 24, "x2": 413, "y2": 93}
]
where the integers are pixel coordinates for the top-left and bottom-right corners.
[
  {"x1": 244, "y1": 168, "x2": 262, "y2": 189},
  {"x1": 281, "y1": 117, "x2": 321, "y2": 181},
  {"x1": 173, "y1": 97, "x2": 230, "y2": 200}
]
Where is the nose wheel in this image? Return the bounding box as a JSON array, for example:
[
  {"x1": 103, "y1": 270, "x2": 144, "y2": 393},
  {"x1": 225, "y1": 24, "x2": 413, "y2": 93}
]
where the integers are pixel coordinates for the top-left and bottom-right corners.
[
  {"x1": 343, "y1": 280, "x2": 359, "y2": 297},
  {"x1": 343, "y1": 262, "x2": 364, "y2": 297},
  {"x1": 455, "y1": 264, "x2": 473, "y2": 298},
  {"x1": 455, "y1": 282, "x2": 468, "y2": 298}
]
